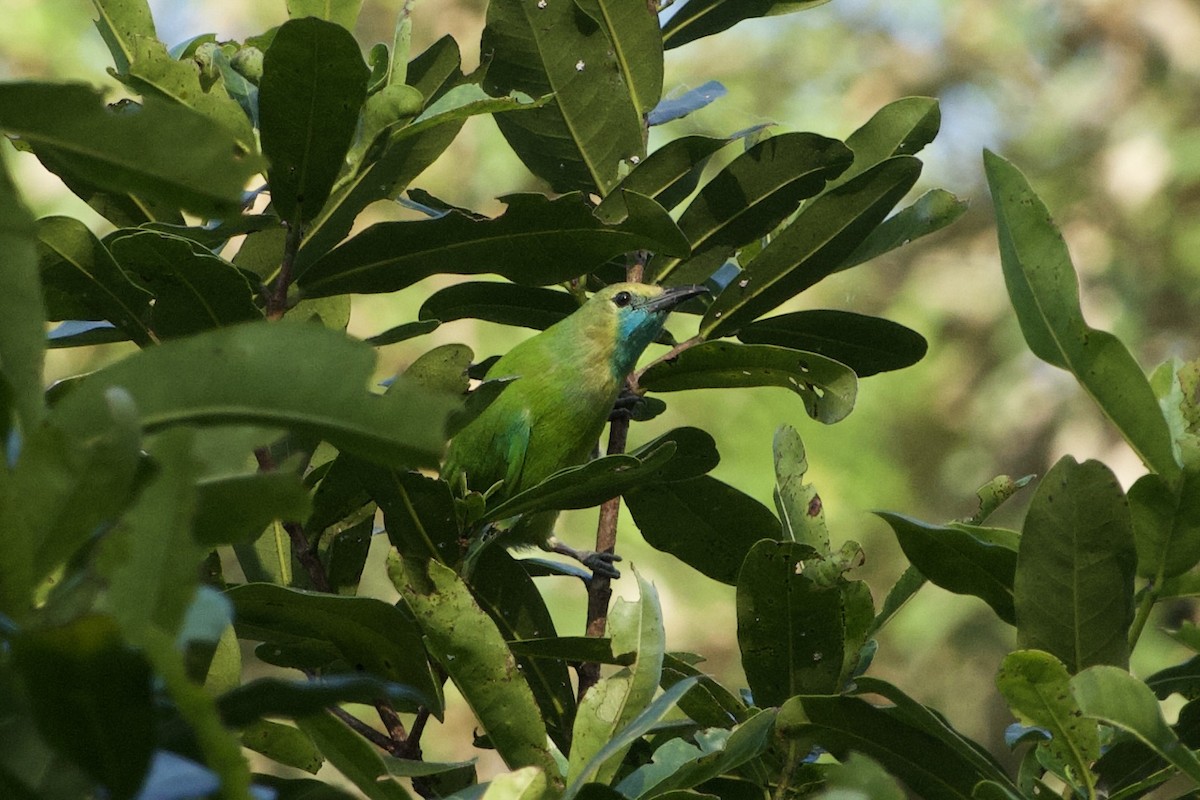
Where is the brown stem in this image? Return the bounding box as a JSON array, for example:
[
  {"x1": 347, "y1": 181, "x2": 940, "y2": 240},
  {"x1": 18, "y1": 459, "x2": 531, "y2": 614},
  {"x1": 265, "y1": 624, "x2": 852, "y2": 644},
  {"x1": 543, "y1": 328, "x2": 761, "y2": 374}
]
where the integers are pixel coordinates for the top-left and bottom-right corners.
[
  {"x1": 633, "y1": 334, "x2": 703, "y2": 390},
  {"x1": 330, "y1": 706, "x2": 404, "y2": 755},
  {"x1": 266, "y1": 220, "x2": 303, "y2": 320}
]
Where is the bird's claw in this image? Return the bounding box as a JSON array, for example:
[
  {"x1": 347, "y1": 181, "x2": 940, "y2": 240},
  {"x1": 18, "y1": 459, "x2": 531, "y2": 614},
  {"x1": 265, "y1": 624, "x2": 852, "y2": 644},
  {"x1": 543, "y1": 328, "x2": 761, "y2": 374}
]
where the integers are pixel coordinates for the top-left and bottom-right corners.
[{"x1": 580, "y1": 551, "x2": 622, "y2": 580}]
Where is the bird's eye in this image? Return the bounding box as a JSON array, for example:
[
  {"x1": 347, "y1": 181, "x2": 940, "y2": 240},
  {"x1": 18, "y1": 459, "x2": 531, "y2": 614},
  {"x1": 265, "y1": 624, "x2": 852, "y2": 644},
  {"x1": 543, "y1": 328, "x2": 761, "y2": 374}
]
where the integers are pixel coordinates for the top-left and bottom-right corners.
[{"x1": 613, "y1": 291, "x2": 632, "y2": 308}]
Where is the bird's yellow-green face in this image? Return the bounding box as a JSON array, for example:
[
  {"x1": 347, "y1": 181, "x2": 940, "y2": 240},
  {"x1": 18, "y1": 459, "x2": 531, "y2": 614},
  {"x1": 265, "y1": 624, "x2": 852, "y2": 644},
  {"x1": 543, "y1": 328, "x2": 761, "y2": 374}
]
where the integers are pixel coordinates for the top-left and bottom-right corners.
[{"x1": 587, "y1": 282, "x2": 708, "y2": 376}]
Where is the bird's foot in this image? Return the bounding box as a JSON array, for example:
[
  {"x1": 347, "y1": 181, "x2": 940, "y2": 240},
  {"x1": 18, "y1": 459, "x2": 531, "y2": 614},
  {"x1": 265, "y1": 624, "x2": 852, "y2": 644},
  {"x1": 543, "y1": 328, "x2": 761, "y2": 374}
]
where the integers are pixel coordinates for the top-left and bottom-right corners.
[
  {"x1": 607, "y1": 389, "x2": 641, "y2": 422},
  {"x1": 548, "y1": 539, "x2": 622, "y2": 579}
]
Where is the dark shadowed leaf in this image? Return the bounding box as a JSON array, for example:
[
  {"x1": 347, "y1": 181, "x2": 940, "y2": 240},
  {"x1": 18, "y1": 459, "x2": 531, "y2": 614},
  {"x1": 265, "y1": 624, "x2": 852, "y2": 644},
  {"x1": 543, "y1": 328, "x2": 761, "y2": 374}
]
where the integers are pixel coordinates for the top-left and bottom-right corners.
[
  {"x1": 737, "y1": 310, "x2": 927, "y2": 377},
  {"x1": 0, "y1": 156, "x2": 44, "y2": 433},
  {"x1": 576, "y1": 0, "x2": 664, "y2": 115},
  {"x1": 650, "y1": 133, "x2": 853, "y2": 284},
  {"x1": 662, "y1": 0, "x2": 830, "y2": 49},
  {"x1": 366, "y1": 319, "x2": 441, "y2": 345},
  {"x1": 628, "y1": 427, "x2": 720, "y2": 483},
  {"x1": 482, "y1": 0, "x2": 645, "y2": 193},
  {"x1": 985, "y1": 150, "x2": 1178, "y2": 480},
  {"x1": 241, "y1": 720, "x2": 322, "y2": 774},
  {"x1": 1015, "y1": 457, "x2": 1135, "y2": 672},
  {"x1": 506, "y1": 637, "x2": 628, "y2": 666},
  {"x1": 296, "y1": 712, "x2": 414, "y2": 800},
  {"x1": 354, "y1": 464, "x2": 461, "y2": 564},
  {"x1": 219, "y1": 675, "x2": 429, "y2": 727},
  {"x1": 259, "y1": 17, "x2": 369, "y2": 224},
  {"x1": 639, "y1": 341, "x2": 857, "y2": 424},
  {"x1": 661, "y1": 652, "x2": 750, "y2": 729},
  {"x1": 701, "y1": 156, "x2": 921, "y2": 338},
  {"x1": 0, "y1": 83, "x2": 263, "y2": 217},
  {"x1": 299, "y1": 192, "x2": 686, "y2": 297},
  {"x1": 878, "y1": 513, "x2": 1018, "y2": 624},
  {"x1": 193, "y1": 471, "x2": 312, "y2": 545},
  {"x1": 594, "y1": 135, "x2": 731, "y2": 221},
  {"x1": 626, "y1": 476, "x2": 781, "y2": 585},
  {"x1": 228, "y1": 583, "x2": 442, "y2": 715},
  {"x1": 1129, "y1": 469, "x2": 1200, "y2": 580},
  {"x1": 420, "y1": 282, "x2": 578, "y2": 330},
  {"x1": 12, "y1": 615, "x2": 155, "y2": 800},
  {"x1": 390, "y1": 555, "x2": 560, "y2": 779},
  {"x1": 46, "y1": 322, "x2": 458, "y2": 468}
]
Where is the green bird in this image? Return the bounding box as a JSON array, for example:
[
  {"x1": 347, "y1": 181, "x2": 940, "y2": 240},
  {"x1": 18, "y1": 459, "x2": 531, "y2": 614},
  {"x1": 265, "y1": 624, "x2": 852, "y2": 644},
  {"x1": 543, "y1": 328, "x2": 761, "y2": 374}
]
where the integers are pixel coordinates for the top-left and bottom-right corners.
[{"x1": 442, "y1": 282, "x2": 708, "y2": 577}]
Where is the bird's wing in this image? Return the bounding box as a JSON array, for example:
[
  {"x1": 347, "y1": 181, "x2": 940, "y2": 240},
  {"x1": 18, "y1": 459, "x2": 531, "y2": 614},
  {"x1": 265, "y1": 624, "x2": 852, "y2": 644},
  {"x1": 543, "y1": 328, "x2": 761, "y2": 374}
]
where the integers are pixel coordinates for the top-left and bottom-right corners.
[{"x1": 500, "y1": 408, "x2": 532, "y2": 495}]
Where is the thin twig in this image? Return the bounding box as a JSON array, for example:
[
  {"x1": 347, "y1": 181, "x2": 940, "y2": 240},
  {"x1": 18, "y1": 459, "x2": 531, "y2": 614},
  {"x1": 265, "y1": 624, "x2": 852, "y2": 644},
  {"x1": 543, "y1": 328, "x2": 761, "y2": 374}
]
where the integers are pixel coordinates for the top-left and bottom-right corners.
[
  {"x1": 267, "y1": 220, "x2": 303, "y2": 320},
  {"x1": 331, "y1": 706, "x2": 403, "y2": 755},
  {"x1": 631, "y1": 335, "x2": 703, "y2": 392}
]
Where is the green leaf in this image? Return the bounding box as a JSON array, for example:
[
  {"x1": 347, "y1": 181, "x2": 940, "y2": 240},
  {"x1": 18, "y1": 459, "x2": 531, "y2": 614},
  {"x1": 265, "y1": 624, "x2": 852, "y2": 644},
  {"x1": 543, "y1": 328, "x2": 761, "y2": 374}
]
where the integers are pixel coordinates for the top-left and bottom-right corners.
[
  {"x1": 616, "y1": 709, "x2": 776, "y2": 798},
  {"x1": 815, "y1": 753, "x2": 906, "y2": 800},
  {"x1": 736, "y1": 540, "x2": 843, "y2": 704},
  {"x1": 389, "y1": 555, "x2": 561, "y2": 782},
  {"x1": 773, "y1": 425, "x2": 829, "y2": 551},
  {"x1": 984, "y1": 150, "x2": 1178, "y2": 480},
  {"x1": 11, "y1": 615, "x2": 155, "y2": 800},
  {"x1": 568, "y1": 570, "x2": 669, "y2": 788},
  {"x1": 1015, "y1": 456, "x2": 1135, "y2": 672},
  {"x1": 298, "y1": 88, "x2": 539, "y2": 267},
  {"x1": 37, "y1": 217, "x2": 154, "y2": 344},
  {"x1": 91, "y1": 0, "x2": 156, "y2": 74},
  {"x1": 46, "y1": 322, "x2": 459, "y2": 469},
  {"x1": 576, "y1": 0, "x2": 664, "y2": 115},
  {"x1": 506, "y1": 637, "x2": 628, "y2": 666},
  {"x1": 355, "y1": 465, "x2": 461, "y2": 564},
  {"x1": 107, "y1": 229, "x2": 261, "y2": 337},
  {"x1": 1129, "y1": 469, "x2": 1200, "y2": 580},
  {"x1": 628, "y1": 426, "x2": 721, "y2": 483},
  {"x1": 639, "y1": 342, "x2": 858, "y2": 424},
  {"x1": 996, "y1": 650, "x2": 1100, "y2": 790},
  {"x1": 737, "y1": 310, "x2": 927, "y2": 378},
  {"x1": 661, "y1": 652, "x2": 749, "y2": 729},
  {"x1": 482, "y1": 0, "x2": 645, "y2": 193},
  {"x1": 96, "y1": 427, "x2": 203, "y2": 636},
  {"x1": 323, "y1": 515, "x2": 374, "y2": 595},
  {"x1": 403, "y1": 342, "x2": 473, "y2": 395},
  {"x1": 299, "y1": 192, "x2": 687, "y2": 297},
  {"x1": 595, "y1": 135, "x2": 731, "y2": 221},
  {"x1": 480, "y1": 767, "x2": 550, "y2": 800},
  {"x1": 1072, "y1": 665, "x2": 1200, "y2": 786},
  {"x1": 626, "y1": 476, "x2": 782, "y2": 585},
  {"x1": 0, "y1": 390, "x2": 141, "y2": 621},
  {"x1": 662, "y1": 0, "x2": 831, "y2": 49},
  {"x1": 260, "y1": 17, "x2": 369, "y2": 224},
  {"x1": 420, "y1": 282, "x2": 579, "y2": 331},
  {"x1": 0, "y1": 83, "x2": 263, "y2": 217},
  {"x1": 286, "y1": 0, "x2": 365, "y2": 30},
  {"x1": 968, "y1": 474, "x2": 1035, "y2": 526},
  {"x1": 296, "y1": 712, "x2": 414, "y2": 800},
  {"x1": 836, "y1": 97, "x2": 941, "y2": 187},
  {"x1": 471, "y1": 548, "x2": 575, "y2": 750},
  {"x1": 482, "y1": 442, "x2": 678, "y2": 521},
  {"x1": 835, "y1": 188, "x2": 968, "y2": 272},
  {"x1": 0, "y1": 154, "x2": 44, "y2": 433},
  {"x1": 193, "y1": 471, "x2": 312, "y2": 545},
  {"x1": 367, "y1": 319, "x2": 441, "y2": 346},
  {"x1": 878, "y1": 513, "x2": 1018, "y2": 624},
  {"x1": 649, "y1": 133, "x2": 853, "y2": 284},
  {"x1": 241, "y1": 719, "x2": 323, "y2": 774},
  {"x1": 701, "y1": 156, "x2": 921, "y2": 338},
  {"x1": 228, "y1": 583, "x2": 442, "y2": 714},
  {"x1": 219, "y1": 676, "x2": 429, "y2": 727}
]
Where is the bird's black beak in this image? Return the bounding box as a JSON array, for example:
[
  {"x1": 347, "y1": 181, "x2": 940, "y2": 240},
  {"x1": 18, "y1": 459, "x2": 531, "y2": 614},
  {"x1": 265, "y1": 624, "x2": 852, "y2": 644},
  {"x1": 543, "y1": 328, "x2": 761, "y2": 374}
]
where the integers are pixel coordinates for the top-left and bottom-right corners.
[{"x1": 637, "y1": 284, "x2": 710, "y2": 313}]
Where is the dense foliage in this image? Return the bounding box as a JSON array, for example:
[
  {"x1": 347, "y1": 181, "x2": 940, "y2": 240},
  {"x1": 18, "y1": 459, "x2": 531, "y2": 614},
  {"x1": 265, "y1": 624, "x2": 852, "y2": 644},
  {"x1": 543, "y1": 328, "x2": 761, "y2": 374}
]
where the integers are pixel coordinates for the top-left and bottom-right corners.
[{"x1": 2, "y1": 2, "x2": 1199, "y2": 800}]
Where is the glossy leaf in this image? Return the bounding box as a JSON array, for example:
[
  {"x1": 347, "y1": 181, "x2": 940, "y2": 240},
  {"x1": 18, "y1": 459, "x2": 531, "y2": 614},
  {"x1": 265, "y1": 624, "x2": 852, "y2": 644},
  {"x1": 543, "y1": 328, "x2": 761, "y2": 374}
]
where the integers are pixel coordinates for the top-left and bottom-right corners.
[
  {"x1": 228, "y1": 583, "x2": 442, "y2": 714},
  {"x1": 299, "y1": 192, "x2": 687, "y2": 297},
  {"x1": 296, "y1": 712, "x2": 413, "y2": 800},
  {"x1": 286, "y1": 0, "x2": 364, "y2": 30},
  {"x1": 107, "y1": 230, "x2": 261, "y2": 337},
  {"x1": 662, "y1": 0, "x2": 831, "y2": 49},
  {"x1": 420, "y1": 282, "x2": 578, "y2": 331},
  {"x1": 0, "y1": 156, "x2": 44, "y2": 433},
  {"x1": 11, "y1": 615, "x2": 155, "y2": 800},
  {"x1": 701, "y1": 156, "x2": 922, "y2": 338},
  {"x1": 772, "y1": 425, "x2": 829, "y2": 550},
  {"x1": 1129, "y1": 469, "x2": 1200, "y2": 580},
  {"x1": 1072, "y1": 666, "x2": 1200, "y2": 785},
  {"x1": 626, "y1": 475, "x2": 782, "y2": 585},
  {"x1": 997, "y1": 650, "x2": 1099, "y2": 786},
  {"x1": 260, "y1": 17, "x2": 369, "y2": 223},
  {"x1": 576, "y1": 0, "x2": 664, "y2": 115},
  {"x1": 568, "y1": 571, "x2": 669, "y2": 788},
  {"x1": 736, "y1": 540, "x2": 842, "y2": 704},
  {"x1": 482, "y1": 0, "x2": 644, "y2": 193},
  {"x1": 737, "y1": 310, "x2": 926, "y2": 378},
  {"x1": 985, "y1": 150, "x2": 1179, "y2": 480},
  {"x1": 878, "y1": 513, "x2": 1018, "y2": 624},
  {"x1": 650, "y1": 133, "x2": 853, "y2": 284},
  {"x1": 628, "y1": 426, "x2": 721, "y2": 483},
  {"x1": 0, "y1": 83, "x2": 263, "y2": 217},
  {"x1": 595, "y1": 135, "x2": 731, "y2": 221},
  {"x1": 835, "y1": 188, "x2": 967, "y2": 272},
  {"x1": 390, "y1": 555, "x2": 561, "y2": 781},
  {"x1": 46, "y1": 322, "x2": 459, "y2": 469},
  {"x1": 836, "y1": 96, "x2": 940, "y2": 186},
  {"x1": 639, "y1": 341, "x2": 858, "y2": 424},
  {"x1": 1015, "y1": 457, "x2": 1135, "y2": 672},
  {"x1": 36, "y1": 217, "x2": 154, "y2": 343},
  {"x1": 482, "y1": 442, "x2": 678, "y2": 521},
  {"x1": 219, "y1": 675, "x2": 429, "y2": 727}
]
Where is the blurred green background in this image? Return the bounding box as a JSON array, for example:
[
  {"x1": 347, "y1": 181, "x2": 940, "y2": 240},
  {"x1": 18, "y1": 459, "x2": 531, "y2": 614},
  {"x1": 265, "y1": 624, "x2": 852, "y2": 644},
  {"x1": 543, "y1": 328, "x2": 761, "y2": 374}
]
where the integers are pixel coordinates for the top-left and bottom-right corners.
[{"x1": 5, "y1": 0, "x2": 1198, "y2": 769}]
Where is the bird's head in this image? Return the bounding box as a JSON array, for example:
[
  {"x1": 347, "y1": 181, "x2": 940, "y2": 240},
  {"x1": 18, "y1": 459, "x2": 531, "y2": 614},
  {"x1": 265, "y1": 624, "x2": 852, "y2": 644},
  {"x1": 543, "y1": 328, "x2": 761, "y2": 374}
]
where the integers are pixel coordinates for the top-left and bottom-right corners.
[{"x1": 581, "y1": 282, "x2": 709, "y2": 376}]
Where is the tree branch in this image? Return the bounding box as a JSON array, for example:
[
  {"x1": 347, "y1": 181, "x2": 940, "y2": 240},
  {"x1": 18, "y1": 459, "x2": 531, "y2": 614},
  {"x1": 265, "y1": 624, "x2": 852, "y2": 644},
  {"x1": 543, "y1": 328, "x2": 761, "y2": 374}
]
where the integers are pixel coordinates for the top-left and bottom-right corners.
[{"x1": 266, "y1": 220, "x2": 303, "y2": 320}]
